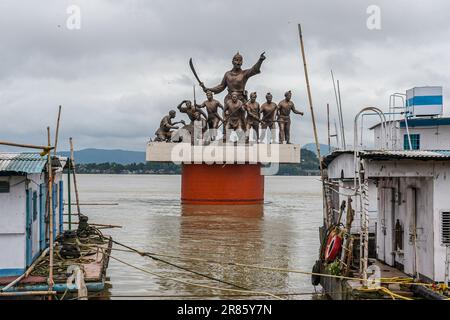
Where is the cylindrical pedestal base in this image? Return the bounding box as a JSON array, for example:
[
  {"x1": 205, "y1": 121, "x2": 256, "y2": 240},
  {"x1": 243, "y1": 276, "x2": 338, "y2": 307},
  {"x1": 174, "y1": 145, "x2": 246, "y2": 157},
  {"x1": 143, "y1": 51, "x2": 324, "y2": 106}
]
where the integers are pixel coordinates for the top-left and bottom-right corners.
[{"x1": 181, "y1": 164, "x2": 264, "y2": 205}]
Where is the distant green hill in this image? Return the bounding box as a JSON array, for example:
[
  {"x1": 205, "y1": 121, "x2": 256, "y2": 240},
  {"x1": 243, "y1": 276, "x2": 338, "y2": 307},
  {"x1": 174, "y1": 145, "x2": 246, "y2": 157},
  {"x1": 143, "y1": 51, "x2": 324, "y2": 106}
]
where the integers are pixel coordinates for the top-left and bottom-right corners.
[
  {"x1": 302, "y1": 143, "x2": 332, "y2": 156},
  {"x1": 58, "y1": 148, "x2": 145, "y2": 165}
]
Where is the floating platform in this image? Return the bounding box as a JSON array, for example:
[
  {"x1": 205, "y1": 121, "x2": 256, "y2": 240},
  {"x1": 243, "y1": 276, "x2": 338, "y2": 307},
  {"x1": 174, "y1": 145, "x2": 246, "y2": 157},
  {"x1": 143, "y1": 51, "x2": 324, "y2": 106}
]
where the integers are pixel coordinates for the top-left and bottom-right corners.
[
  {"x1": 146, "y1": 142, "x2": 301, "y2": 205},
  {"x1": 0, "y1": 232, "x2": 112, "y2": 296}
]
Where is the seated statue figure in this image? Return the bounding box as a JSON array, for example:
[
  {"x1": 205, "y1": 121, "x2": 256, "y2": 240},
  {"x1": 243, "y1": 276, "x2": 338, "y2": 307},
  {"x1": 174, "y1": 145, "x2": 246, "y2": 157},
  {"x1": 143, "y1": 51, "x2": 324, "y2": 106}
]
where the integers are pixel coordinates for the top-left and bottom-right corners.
[{"x1": 154, "y1": 110, "x2": 185, "y2": 142}]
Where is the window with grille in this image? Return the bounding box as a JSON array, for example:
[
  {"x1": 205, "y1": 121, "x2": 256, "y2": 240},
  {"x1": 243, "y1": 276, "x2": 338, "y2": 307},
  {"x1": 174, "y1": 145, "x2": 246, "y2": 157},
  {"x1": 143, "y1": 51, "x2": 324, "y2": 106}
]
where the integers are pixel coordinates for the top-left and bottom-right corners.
[
  {"x1": 404, "y1": 134, "x2": 420, "y2": 150},
  {"x1": 0, "y1": 181, "x2": 9, "y2": 193},
  {"x1": 442, "y1": 211, "x2": 450, "y2": 246}
]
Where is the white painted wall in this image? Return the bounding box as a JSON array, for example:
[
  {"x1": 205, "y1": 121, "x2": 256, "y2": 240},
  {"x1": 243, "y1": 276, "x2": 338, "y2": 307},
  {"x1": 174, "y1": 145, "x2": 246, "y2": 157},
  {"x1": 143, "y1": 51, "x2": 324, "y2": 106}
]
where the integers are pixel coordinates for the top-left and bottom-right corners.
[
  {"x1": 373, "y1": 122, "x2": 450, "y2": 150},
  {"x1": 0, "y1": 176, "x2": 27, "y2": 271},
  {"x1": 432, "y1": 161, "x2": 450, "y2": 282},
  {"x1": 327, "y1": 153, "x2": 355, "y2": 179},
  {"x1": 376, "y1": 176, "x2": 434, "y2": 280},
  {"x1": 0, "y1": 171, "x2": 64, "y2": 274},
  {"x1": 327, "y1": 153, "x2": 377, "y2": 234},
  {"x1": 368, "y1": 159, "x2": 450, "y2": 282}
]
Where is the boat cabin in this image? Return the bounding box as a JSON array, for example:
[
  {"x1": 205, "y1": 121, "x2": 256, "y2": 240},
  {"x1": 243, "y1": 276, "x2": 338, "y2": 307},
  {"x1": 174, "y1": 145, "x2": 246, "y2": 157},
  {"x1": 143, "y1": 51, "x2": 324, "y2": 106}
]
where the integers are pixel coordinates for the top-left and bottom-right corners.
[
  {"x1": 322, "y1": 86, "x2": 450, "y2": 284},
  {"x1": 0, "y1": 153, "x2": 66, "y2": 277}
]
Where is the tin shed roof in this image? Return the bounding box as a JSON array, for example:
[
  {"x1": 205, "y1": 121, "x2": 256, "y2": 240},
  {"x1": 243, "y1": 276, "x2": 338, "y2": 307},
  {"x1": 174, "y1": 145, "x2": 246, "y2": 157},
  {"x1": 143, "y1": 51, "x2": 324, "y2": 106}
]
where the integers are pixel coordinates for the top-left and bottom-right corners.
[
  {"x1": 360, "y1": 150, "x2": 450, "y2": 160},
  {"x1": 0, "y1": 153, "x2": 47, "y2": 174},
  {"x1": 322, "y1": 149, "x2": 450, "y2": 167}
]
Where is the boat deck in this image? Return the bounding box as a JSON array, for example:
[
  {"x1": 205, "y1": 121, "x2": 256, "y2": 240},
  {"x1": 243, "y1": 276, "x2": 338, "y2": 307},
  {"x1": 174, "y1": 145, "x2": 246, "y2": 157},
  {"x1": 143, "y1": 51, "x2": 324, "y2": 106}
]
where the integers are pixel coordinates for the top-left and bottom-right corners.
[
  {"x1": 0, "y1": 232, "x2": 112, "y2": 294},
  {"x1": 320, "y1": 259, "x2": 417, "y2": 300}
]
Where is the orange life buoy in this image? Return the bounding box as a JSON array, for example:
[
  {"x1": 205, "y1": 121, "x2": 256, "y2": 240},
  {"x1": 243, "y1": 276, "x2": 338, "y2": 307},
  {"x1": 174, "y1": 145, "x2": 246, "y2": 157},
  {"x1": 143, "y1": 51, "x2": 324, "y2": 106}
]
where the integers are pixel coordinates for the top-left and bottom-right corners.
[{"x1": 324, "y1": 231, "x2": 343, "y2": 262}]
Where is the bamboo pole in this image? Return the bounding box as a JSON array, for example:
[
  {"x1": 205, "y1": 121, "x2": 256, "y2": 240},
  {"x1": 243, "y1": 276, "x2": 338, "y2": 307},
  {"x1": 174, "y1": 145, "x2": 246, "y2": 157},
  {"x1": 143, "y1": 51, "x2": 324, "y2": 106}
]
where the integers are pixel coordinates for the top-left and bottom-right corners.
[
  {"x1": 330, "y1": 69, "x2": 342, "y2": 149},
  {"x1": 297, "y1": 24, "x2": 324, "y2": 180},
  {"x1": 70, "y1": 138, "x2": 81, "y2": 218},
  {"x1": 0, "y1": 291, "x2": 57, "y2": 297},
  {"x1": 337, "y1": 80, "x2": 346, "y2": 148},
  {"x1": 63, "y1": 202, "x2": 119, "y2": 206},
  {"x1": 53, "y1": 106, "x2": 62, "y2": 157},
  {"x1": 67, "y1": 163, "x2": 72, "y2": 230},
  {"x1": 327, "y1": 103, "x2": 331, "y2": 151},
  {"x1": 46, "y1": 127, "x2": 54, "y2": 296},
  {"x1": 63, "y1": 222, "x2": 122, "y2": 228},
  {"x1": 0, "y1": 141, "x2": 53, "y2": 152}
]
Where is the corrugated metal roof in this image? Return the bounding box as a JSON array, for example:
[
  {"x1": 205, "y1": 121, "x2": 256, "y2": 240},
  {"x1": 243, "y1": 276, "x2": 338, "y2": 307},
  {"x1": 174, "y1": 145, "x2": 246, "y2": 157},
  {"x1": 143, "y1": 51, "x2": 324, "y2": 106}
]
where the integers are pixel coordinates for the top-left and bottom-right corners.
[
  {"x1": 0, "y1": 153, "x2": 47, "y2": 174},
  {"x1": 360, "y1": 150, "x2": 450, "y2": 160},
  {"x1": 323, "y1": 149, "x2": 450, "y2": 167}
]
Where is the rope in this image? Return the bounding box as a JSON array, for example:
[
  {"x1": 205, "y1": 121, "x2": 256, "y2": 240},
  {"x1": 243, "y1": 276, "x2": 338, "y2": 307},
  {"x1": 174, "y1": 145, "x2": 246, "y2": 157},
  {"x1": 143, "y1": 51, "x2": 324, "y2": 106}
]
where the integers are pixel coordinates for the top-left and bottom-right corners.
[
  {"x1": 78, "y1": 242, "x2": 249, "y2": 291},
  {"x1": 107, "y1": 240, "x2": 432, "y2": 287},
  {"x1": 107, "y1": 254, "x2": 285, "y2": 300},
  {"x1": 356, "y1": 286, "x2": 413, "y2": 300}
]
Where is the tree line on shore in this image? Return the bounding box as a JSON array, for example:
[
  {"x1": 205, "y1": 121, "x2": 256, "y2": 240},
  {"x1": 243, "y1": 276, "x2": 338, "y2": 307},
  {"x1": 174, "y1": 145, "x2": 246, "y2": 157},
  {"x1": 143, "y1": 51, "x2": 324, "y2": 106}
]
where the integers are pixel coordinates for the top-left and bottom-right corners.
[{"x1": 74, "y1": 148, "x2": 320, "y2": 176}]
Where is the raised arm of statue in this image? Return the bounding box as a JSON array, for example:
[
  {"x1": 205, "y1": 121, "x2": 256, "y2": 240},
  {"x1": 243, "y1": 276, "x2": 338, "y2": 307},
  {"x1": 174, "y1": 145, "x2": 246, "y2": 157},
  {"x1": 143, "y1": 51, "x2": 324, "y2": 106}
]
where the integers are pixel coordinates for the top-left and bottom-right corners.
[
  {"x1": 245, "y1": 52, "x2": 266, "y2": 79},
  {"x1": 205, "y1": 74, "x2": 227, "y2": 94},
  {"x1": 177, "y1": 100, "x2": 188, "y2": 112}
]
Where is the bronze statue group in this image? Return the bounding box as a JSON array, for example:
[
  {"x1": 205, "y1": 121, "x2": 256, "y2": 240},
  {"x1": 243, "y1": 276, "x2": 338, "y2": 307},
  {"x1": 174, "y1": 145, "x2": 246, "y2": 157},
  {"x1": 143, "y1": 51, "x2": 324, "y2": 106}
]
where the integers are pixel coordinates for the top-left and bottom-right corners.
[{"x1": 154, "y1": 52, "x2": 303, "y2": 144}]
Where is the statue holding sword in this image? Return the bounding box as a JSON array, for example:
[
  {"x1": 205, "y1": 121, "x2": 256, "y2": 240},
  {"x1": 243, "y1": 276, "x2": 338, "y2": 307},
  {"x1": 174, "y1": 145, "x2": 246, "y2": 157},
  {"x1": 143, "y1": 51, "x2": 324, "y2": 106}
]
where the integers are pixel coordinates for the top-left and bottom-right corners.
[{"x1": 189, "y1": 51, "x2": 266, "y2": 105}]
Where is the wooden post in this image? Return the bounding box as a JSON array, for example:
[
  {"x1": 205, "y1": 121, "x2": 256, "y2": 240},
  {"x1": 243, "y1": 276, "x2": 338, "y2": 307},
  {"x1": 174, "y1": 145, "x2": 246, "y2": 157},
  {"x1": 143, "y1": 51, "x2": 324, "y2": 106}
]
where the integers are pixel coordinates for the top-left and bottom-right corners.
[
  {"x1": 46, "y1": 127, "x2": 54, "y2": 295},
  {"x1": 53, "y1": 106, "x2": 61, "y2": 156},
  {"x1": 70, "y1": 138, "x2": 81, "y2": 218},
  {"x1": 67, "y1": 161, "x2": 72, "y2": 230},
  {"x1": 0, "y1": 141, "x2": 52, "y2": 152},
  {"x1": 297, "y1": 24, "x2": 324, "y2": 180},
  {"x1": 0, "y1": 291, "x2": 57, "y2": 297}
]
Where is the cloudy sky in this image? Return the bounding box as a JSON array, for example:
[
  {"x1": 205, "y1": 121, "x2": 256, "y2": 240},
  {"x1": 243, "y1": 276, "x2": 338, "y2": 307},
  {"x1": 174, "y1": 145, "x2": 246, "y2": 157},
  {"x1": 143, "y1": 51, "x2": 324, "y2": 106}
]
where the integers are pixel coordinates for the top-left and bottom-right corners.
[{"x1": 1, "y1": 0, "x2": 450, "y2": 152}]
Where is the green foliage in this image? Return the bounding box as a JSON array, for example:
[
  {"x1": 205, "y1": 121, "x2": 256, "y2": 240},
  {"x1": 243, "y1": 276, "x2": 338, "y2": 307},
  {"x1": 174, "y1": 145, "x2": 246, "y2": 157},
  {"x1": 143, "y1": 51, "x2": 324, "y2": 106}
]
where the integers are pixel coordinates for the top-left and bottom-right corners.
[
  {"x1": 276, "y1": 148, "x2": 320, "y2": 176},
  {"x1": 325, "y1": 261, "x2": 341, "y2": 276},
  {"x1": 76, "y1": 162, "x2": 181, "y2": 174}
]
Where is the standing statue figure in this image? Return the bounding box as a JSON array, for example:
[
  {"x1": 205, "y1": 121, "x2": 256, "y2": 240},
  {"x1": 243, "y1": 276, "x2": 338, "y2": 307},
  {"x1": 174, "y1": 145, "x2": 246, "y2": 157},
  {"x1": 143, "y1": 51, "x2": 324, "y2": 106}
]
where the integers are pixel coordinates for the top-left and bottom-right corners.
[
  {"x1": 200, "y1": 52, "x2": 266, "y2": 105},
  {"x1": 154, "y1": 110, "x2": 185, "y2": 142},
  {"x1": 245, "y1": 92, "x2": 261, "y2": 143},
  {"x1": 197, "y1": 90, "x2": 224, "y2": 141},
  {"x1": 277, "y1": 90, "x2": 304, "y2": 144},
  {"x1": 260, "y1": 93, "x2": 278, "y2": 143},
  {"x1": 224, "y1": 92, "x2": 246, "y2": 142}
]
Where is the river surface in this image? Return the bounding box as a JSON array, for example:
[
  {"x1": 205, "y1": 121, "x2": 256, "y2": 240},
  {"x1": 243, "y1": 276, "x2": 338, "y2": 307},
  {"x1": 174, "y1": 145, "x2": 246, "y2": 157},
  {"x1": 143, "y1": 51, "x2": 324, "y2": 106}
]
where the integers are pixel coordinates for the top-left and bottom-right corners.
[{"x1": 64, "y1": 174, "x2": 324, "y2": 300}]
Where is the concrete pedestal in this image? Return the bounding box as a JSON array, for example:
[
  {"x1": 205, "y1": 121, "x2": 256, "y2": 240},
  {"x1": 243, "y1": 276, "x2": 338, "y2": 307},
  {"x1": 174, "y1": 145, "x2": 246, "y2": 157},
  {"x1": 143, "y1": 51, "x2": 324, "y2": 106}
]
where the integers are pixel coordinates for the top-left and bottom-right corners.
[{"x1": 146, "y1": 142, "x2": 301, "y2": 206}]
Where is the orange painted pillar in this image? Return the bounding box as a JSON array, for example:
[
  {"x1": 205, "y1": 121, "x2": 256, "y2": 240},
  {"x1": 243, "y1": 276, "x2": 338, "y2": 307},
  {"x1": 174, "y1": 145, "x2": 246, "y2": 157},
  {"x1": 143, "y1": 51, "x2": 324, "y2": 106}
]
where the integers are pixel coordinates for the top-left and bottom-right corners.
[{"x1": 181, "y1": 164, "x2": 264, "y2": 205}]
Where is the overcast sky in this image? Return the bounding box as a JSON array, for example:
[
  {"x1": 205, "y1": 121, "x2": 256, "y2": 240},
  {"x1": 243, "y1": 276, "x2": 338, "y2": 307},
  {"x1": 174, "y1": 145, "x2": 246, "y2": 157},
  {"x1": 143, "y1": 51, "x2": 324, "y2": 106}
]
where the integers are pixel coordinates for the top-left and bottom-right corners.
[{"x1": 1, "y1": 0, "x2": 450, "y2": 152}]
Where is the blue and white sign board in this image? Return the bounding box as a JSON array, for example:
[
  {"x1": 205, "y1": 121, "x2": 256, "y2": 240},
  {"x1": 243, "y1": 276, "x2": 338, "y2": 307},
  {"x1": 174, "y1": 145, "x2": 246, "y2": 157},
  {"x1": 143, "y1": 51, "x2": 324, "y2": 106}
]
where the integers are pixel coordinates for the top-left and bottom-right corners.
[{"x1": 406, "y1": 86, "x2": 443, "y2": 117}]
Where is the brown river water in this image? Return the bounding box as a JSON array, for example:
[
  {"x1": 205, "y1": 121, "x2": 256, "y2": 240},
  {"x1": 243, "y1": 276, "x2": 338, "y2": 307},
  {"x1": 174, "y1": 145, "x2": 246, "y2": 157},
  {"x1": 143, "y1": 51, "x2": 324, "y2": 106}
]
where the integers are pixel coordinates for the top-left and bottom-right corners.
[{"x1": 64, "y1": 174, "x2": 324, "y2": 300}]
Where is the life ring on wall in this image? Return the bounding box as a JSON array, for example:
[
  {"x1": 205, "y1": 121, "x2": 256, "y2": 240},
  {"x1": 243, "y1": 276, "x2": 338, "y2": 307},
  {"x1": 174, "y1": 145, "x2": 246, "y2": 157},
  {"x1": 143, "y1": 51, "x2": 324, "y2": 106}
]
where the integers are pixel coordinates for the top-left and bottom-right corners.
[{"x1": 324, "y1": 230, "x2": 343, "y2": 262}]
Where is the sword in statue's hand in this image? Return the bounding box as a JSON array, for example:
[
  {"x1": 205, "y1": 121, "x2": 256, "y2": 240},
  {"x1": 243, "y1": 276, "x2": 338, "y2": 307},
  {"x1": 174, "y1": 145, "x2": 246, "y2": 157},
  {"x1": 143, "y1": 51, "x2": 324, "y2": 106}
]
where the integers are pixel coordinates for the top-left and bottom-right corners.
[{"x1": 189, "y1": 58, "x2": 205, "y2": 91}]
